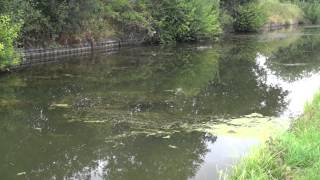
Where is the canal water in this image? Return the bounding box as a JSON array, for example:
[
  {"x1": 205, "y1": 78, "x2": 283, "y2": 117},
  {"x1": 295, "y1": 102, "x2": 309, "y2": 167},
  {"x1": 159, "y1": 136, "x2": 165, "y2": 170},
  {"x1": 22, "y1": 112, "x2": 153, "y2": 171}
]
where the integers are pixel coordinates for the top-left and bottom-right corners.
[{"x1": 1, "y1": 27, "x2": 320, "y2": 180}]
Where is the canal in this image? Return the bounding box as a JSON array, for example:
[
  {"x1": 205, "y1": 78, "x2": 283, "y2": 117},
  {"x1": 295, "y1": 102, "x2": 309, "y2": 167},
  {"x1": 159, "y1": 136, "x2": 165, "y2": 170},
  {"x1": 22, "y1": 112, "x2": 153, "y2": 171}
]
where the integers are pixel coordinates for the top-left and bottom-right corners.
[{"x1": 1, "y1": 27, "x2": 320, "y2": 180}]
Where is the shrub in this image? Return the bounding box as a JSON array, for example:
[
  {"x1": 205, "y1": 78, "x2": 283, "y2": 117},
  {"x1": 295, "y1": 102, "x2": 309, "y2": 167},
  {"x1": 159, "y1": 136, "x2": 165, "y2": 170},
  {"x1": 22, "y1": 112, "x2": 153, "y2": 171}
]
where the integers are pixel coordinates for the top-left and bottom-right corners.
[
  {"x1": 300, "y1": 2, "x2": 320, "y2": 24},
  {"x1": 220, "y1": 10, "x2": 234, "y2": 31},
  {"x1": 103, "y1": 0, "x2": 153, "y2": 40},
  {"x1": 233, "y1": 3, "x2": 266, "y2": 32},
  {"x1": 150, "y1": 0, "x2": 221, "y2": 43},
  {"x1": 262, "y1": 0, "x2": 304, "y2": 25},
  {"x1": 0, "y1": 0, "x2": 222, "y2": 45},
  {"x1": 0, "y1": 16, "x2": 21, "y2": 69}
]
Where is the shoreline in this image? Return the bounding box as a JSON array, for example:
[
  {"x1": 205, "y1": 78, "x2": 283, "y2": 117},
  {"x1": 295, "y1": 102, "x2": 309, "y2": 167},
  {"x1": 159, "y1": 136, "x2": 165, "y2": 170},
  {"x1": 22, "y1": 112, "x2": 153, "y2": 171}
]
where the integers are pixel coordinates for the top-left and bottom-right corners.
[
  {"x1": 0, "y1": 39, "x2": 143, "y2": 73},
  {"x1": 1, "y1": 24, "x2": 305, "y2": 74},
  {"x1": 229, "y1": 92, "x2": 320, "y2": 179}
]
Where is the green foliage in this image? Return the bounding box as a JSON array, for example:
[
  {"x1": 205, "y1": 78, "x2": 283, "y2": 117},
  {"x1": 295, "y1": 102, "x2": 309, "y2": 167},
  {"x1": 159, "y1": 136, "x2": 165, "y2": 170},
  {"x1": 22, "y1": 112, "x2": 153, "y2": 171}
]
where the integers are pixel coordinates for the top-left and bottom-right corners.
[
  {"x1": 299, "y1": 2, "x2": 320, "y2": 24},
  {"x1": 0, "y1": 0, "x2": 222, "y2": 46},
  {"x1": 223, "y1": 0, "x2": 304, "y2": 32},
  {"x1": 0, "y1": 0, "x2": 312, "y2": 46},
  {"x1": 0, "y1": 0, "x2": 109, "y2": 47},
  {"x1": 26, "y1": 0, "x2": 109, "y2": 46},
  {"x1": 104, "y1": 0, "x2": 150, "y2": 26},
  {"x1": 219, "y1": 10, "x2": 234, "y2": 31},
  {"x1": 230, "y1": 92, "x2": 320, "y2": 179},
  {"x1": 262, "y1": 0, "x2": 303, "y2": 25},
  {"x1": 0, "y1": 16, "x2": 21, "y2": 69},
  {"x1": 233, "y1": 3, "x2": 266, "y2": 32},
  {"x1": 150, "y1": 0, "x2": 221, "y2": 43},
  {"x1": 103, "y1": 0, "x2": 153, "y2": 39}
]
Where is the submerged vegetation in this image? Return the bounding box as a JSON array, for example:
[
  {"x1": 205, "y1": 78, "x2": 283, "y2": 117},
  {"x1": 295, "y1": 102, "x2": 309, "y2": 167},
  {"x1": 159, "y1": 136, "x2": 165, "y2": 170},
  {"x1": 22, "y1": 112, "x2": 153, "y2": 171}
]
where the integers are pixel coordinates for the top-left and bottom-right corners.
[{"x1": 230, "y1": 93, "x2": 320, "y2": 180}]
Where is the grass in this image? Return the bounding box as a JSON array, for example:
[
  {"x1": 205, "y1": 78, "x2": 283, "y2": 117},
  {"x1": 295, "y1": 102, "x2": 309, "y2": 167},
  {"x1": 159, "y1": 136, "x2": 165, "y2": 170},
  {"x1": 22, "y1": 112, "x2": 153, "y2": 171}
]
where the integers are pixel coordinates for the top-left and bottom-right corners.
[
  {"x1": 229, "y1": 92, "x2": 320, "y2": 180},
  {"x1": 260, "y1": 0, "x2": 304, "y2": 25}
]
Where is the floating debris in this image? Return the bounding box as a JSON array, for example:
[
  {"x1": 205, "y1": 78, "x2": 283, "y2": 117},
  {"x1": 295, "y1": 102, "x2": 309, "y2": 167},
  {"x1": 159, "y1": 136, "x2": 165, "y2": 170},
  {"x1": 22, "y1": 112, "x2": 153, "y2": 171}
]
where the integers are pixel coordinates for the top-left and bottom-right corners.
[
  {"x1": 17, "y1": 172, "x2": 26, "y2": 176},
  {"x1": 168, "y1": 145, "x2": 178, "y2": 149},
  {"x1": 279, "y1": 63, "x2": 308, "y2": 66},
  {"x1": 244, "y1": 113, "x2": 264, "y2": 118},
  {"x1": 50, "y1": 103, "x2": 70, "y2": 109},
  {"x1": 83, "y1": 120, "x2": 107, "y2": 123},
  {"x1": 196, "y1": 45, "x2": 213, "y2": 50},
  {"x1": 34, "y1": 128, "x2": 42, "y2": 132},
  {"x1": 162, "y1": 135, "x2": 171, "y2": 139},
  {"x1": 64, "y1": 74, "x2": 74, "y2": 77}
]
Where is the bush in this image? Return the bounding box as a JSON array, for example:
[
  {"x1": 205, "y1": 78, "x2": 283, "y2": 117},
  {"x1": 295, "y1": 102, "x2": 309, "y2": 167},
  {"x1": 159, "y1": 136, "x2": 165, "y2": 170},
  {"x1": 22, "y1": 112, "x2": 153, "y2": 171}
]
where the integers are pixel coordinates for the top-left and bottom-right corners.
[
  {"x1": 103, "y1": 0, "x2": 152, "y2": 40},
  {"x1": 219, "y1": 10, "x2": 234, "y2": 31},
  {"x1": 262, "y1": 0, "x2": 304, "y2": 25},
  {"x1": 0, "y1": 0, "x2": 222, "y2": 45},
  {"x1": 150, "y1": 0, "x2": 221, "y2": 43},
  {"x1": 300, "y1": 2, "x2": 320, "y2": 24},
  {"x1": 0, "y1": 16, "x2": 21, "y2": 69},
  {"x1": 233, "y1": 3, "x2": 266, "y2": 32}
]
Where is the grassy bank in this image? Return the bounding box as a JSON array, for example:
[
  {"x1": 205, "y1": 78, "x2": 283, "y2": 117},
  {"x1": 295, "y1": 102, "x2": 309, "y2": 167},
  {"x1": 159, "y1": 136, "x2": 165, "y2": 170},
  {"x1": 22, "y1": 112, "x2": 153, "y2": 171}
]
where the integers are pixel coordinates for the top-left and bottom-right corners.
[
  {"x1": 261, "y1": 0, "x2": 304, "y2": 26},
  {"x1": 229, "y1": 92, "x2": 320, "y2": 179},
  {"x1": 232, "y1": 0, "x2": 304, "y2": 32}
]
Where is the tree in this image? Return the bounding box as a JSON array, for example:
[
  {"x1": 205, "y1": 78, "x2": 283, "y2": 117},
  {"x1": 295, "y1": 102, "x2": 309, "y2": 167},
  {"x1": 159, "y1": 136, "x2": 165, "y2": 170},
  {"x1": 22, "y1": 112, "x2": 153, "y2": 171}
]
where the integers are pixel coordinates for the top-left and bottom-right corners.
[{"x1": 0, "y1": 16, "x2": 21, "y2": 68}]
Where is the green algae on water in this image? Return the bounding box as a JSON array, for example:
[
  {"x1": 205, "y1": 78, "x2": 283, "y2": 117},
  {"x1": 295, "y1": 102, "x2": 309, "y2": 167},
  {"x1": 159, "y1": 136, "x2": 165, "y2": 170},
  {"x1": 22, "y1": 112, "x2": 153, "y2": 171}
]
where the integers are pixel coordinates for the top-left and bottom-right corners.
[{"x1": 67, "y1": 110, "x2": 290, "y2": 141}]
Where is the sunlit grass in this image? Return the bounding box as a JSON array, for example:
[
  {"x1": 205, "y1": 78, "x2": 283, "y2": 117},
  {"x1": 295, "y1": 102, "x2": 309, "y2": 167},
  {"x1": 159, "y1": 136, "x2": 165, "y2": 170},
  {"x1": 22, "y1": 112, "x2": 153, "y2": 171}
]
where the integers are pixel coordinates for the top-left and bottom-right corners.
[
  {"x1": 229, "y1": 92, "x2": 320, "y2": 180},
  {"x1": 260, "y1": 0, "x2": 304, "y2": 25}
]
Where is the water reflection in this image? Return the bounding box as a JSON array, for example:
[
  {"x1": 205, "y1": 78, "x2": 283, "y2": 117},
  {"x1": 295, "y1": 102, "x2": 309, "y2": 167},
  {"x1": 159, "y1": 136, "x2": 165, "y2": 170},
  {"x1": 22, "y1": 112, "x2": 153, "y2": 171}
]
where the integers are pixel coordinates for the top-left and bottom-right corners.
[
  {"x1": 254, "y1": 28, "x2": 320, "y2": 117},
  {"x1": 1, "y1": 27, "x2": 320, "y2": 179},
  {"x1": 0, "y1": 121, "x2": 213, "y2": 180}
]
